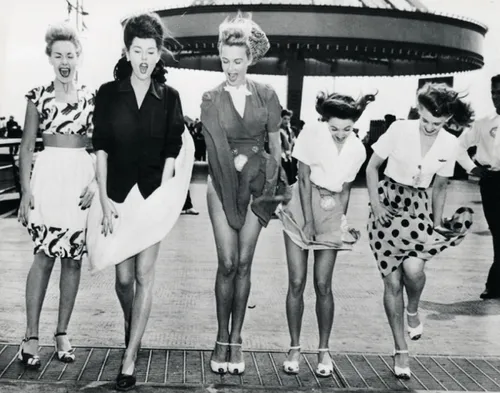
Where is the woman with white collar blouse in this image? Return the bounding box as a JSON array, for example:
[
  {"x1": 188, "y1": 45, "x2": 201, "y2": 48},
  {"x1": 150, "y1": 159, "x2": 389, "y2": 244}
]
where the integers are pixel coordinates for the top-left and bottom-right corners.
[
  {"x1": 277, "y1": 92, "x2": 374, "y2": 377},
  {"x1": 366, "y1": 83, "x2": 474, "y2": 380}
]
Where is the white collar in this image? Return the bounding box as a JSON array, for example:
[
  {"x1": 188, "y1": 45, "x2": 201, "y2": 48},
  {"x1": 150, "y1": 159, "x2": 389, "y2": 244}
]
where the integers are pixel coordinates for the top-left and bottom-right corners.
[{"x1": 224, "y1": 83, "x2": 252, "y2": 96}]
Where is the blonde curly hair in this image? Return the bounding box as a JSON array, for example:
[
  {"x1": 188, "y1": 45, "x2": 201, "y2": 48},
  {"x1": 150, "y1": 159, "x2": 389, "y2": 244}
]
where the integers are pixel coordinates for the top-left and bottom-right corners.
[
  {"x1": 45, "y1": 23, "x2": 82, "y2": 56},
  {"x1": 218, "y1": 11, "x2": 270, "y2": 65}
]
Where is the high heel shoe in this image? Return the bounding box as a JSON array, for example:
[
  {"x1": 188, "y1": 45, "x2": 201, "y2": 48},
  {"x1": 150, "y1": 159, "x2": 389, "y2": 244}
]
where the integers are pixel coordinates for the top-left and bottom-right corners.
[
  {"x1": 393, "y1": 349, "x2": 411, "y2": 379},
  {"x1": 406, "y1": 309, "x2": 423, "y2": 340},
  {"x1": 210, "y1": 341, "x2": 228, "y2": 374},
  {"x1": 228, "y1": 343, "x2": 245, "y2": 375},
  {"x1": 315, "y1": 348, "x2": 334, "y2": 378},
  {"x1": 54, "y1": 332, "x2": 75, "y2": 363},
  {"x1": 283, "y1": 345, "x2": 301, "y2": 374},
  {"x1": 116, "y1": 359, "x2": 136, "y2": 391},
  {"x1": 18, "y1": 337, "x2": 41, "y2": 369}
]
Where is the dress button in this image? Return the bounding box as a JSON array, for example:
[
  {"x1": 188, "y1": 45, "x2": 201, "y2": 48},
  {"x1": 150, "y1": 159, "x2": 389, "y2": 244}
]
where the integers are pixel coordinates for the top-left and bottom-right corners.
[
  {"x1": 252, "y1": 146, "x2": 259, "y2": 153},
  {"x1": 231, "y1": 148, "x2": 238, "y2": 156}
]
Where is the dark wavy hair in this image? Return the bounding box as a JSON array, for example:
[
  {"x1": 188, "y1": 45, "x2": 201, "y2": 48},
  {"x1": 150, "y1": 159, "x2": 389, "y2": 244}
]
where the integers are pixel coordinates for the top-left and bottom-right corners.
[
  {"x1": 113, "y1": 13, "x2": 172, "y2": 83},
  {"x1": 417, "y1": 83, "x2": 474, "y2": 128},
  {"x1": 315, "y1": 91, "x2": 376, "y2": 122}
]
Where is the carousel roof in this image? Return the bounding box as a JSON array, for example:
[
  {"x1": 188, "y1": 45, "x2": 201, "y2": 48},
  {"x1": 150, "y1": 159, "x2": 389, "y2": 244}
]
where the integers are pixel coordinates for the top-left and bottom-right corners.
[{"x1": 149, "y1": 0, "x2": 488, "y2": 76}]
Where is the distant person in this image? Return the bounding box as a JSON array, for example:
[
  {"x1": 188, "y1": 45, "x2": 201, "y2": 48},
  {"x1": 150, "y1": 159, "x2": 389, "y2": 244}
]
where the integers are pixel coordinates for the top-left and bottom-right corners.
[
  {"x1": 384, "y1": 114, "x2": 397, "y2": 130},
  {"x1": 0, "y1": 117, "x2": 7, "y2": 138},
  {"x1": 17, "y1": 24, "x2": 96, "y2": 369},
  {"x1": 280, "y1": 109, "x2": 295, "y2": 184},
  {"x1": 181, "y1": 189, "x2": 199, "y2": 215},
  {"x1": 457, "y1": 74, "x2": 500, "y2": 299}
]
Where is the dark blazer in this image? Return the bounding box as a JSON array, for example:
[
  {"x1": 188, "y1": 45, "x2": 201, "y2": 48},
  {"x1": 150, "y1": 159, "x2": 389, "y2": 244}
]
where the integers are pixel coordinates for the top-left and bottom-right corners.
[{"x1": 92, "y1": 78, "x2": 184, "y2": 203}]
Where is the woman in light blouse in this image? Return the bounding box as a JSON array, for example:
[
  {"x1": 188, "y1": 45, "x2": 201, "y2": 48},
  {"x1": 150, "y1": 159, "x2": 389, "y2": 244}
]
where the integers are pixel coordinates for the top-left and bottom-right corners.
[
  {"x1": 278, "y1": 92, "x2": 373, "y2": 377},
  {"x1": 366, "y1": 83, "x2": 474, "y2": 379}
]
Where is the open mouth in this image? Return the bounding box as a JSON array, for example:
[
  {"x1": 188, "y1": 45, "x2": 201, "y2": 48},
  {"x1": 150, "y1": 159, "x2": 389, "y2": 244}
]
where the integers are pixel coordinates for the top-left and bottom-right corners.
[
  {"x1": 139, "y1": 63, "x2": 148, "y2": 74},
  {"x1": 59, "y1": 67, "x2": 71, "y2": 78},
  {"x1": 228, "y1": 73, "x2": 238, "y2": 82}
]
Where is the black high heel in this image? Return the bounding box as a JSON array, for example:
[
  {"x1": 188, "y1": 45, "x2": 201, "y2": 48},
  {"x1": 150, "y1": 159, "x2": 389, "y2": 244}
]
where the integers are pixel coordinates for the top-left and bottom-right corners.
[
  {"x1": 116, "y1": 358, "x2": 136, "y2": 391},
  {"x1": 18, "y1": 337, "x2": 41, "y2": 369}
]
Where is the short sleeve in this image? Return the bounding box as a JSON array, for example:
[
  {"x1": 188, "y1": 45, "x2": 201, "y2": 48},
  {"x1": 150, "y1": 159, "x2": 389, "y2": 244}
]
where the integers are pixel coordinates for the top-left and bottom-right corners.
[
  {"x1": 344, "y1": 141, "x2": 367, "y2": 183},
  {"x1": 266, "y1": 86, "x2": 282, "y2": 134},
  {"x1": 291, "y1": 126, "x2": 313, "y2": 165},
  {"x1": 165, "y1": 88, "x2": 184, "y2": 158},
  {"x1": 25, "y1": 86, "x2": 42, "y2": 112},
  {"x1": 92, "y1": 84, "x2": 112, "y2": 153},
  {"x1": 372, "y1": 121, "x2": 401, "y2": 159}
]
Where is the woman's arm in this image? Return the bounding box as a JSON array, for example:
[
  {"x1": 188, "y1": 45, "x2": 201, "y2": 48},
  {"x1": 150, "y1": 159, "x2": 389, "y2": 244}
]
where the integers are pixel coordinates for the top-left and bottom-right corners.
[
  {"x1": 162, "y1": 88, "x2": 185, "y2": 183},
  {"x1": 268, "y1": 131, "x2": 282, "y2": 166},
  {"x1": 339, "y1": 181, "x2": 353, "y2": 215},
  {"x1": 366, "y1": 153, "x2": 392, "y2": 225},
  {"x1": 298, "y1": 161, "x2": 315, "y2": 238},
  {"x1": 19, "y1": 101, "x2": 39, "y2": 195},
  {"x1": 431, "y1": 175, "x2": 448, "y2": 227}
]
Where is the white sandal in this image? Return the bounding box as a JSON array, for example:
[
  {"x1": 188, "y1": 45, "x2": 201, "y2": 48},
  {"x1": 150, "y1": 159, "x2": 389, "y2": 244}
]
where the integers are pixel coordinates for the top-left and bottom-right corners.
[
  {"x1": 210, "y1": 341, "x2": 228, "y2": 374},
  {"x1": 315, "y1": 348, "x2": 333, "y2": 377},
  {"x1": 54, "y1": 332, "x2": 76, "y2": 363},
  {"x1": 393, "y1": 349, "x2": 411, "y2": 379},
  {"x1": 228, "y1": 343, "x2": 245, "y2": 375},
  {"x1": 406, "y1": 309, "x2": 423, "y2": 340},
  {"x1": 283, "y1": 345, "x2": 301, "y2": 374}
]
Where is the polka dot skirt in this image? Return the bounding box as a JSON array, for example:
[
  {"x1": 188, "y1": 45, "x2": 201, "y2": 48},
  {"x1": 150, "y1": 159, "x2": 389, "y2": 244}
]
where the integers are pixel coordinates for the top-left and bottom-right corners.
[{"x1": 367, "y1": 177, "x2": 473, "y2": 277}]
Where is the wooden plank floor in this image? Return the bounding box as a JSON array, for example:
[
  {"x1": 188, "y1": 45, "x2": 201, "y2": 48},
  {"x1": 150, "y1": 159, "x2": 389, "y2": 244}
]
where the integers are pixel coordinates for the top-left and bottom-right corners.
[{"x1": 1, "y1": 345, "x2": 500, "y2": 391}]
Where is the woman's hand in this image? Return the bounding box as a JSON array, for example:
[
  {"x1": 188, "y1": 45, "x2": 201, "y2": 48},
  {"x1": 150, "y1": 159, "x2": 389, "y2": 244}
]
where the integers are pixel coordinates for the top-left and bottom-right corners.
[
  {"x1": 302, "y1": 220, "x2": 316, "y2": 241},
  {"x1": 17, "y1": 191, "x2": 34, "y2": 227},
  {"x1": 434, "y1": 220, "x2": 455, "y2": 239},
  {"x1": 100, "y1": 196, "x2": 118, "y2": 236},
  {"x1": 79, "y1": 179, "x2": 97, "y2": 210},
  {"x1": 371, "y1": 202, "x2": 394, "y2": 226}
]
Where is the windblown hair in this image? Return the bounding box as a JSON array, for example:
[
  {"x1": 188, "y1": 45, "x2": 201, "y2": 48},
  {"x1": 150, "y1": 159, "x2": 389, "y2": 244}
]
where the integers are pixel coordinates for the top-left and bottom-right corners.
[
  {"x1": 113, "y1": 13, "x2": 173, "y2": 83},
  {"x1": 315, "y1": 92, "x2": 377, "y2": 122},
  {"x1": 45, "y1": 24, "x2": 82, "y2": 56},
  {"x1": 218, "y1": 11, "x2": 270, "y2": 65},
  {"x1": 417, "y1": 83, "x2": 474, "y2": 128}
]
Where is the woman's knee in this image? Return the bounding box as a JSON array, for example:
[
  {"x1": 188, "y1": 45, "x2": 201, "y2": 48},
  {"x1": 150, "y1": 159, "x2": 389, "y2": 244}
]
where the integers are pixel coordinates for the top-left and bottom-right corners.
[
  {"x1": 218, "y1": 255, "x2": 237, "y2": 276},
  {"x1": 314, "y1": 280, "x2": 332, "y2": 297},
  {"x1": 383, "y1": 271, "x2": 404, "y2": 296},
  {"x1": 289, "y1": 277, "x2": 306, "y2": 297},
  {"x1": 402, "y1": 258, "x2": 426, "y2": 282}
]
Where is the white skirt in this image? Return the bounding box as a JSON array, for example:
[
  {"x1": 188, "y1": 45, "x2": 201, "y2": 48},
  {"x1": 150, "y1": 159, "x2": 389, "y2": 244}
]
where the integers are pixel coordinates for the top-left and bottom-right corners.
[
  {"x1": 86, "y1": 131, "x2": 195, "y2": 273},
  {"x1": 27, "y1": 147, "x2": 95, "y2": 260}
]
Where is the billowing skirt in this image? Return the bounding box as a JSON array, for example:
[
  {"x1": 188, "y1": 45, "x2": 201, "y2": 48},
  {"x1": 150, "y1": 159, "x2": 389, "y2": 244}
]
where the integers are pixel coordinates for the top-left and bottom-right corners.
[
  {"x1": 368, "y1": 177, "x2": 473, "y2": 277},
  {"x1": 276, "y1": 182, "x2": 360, "y2": 250},
  {"x1": 27, "y1": 147, "x2": 95, "y2": 260},
  {"x1": 86, "y1": 132, "x2": 194, "y2": 272}
]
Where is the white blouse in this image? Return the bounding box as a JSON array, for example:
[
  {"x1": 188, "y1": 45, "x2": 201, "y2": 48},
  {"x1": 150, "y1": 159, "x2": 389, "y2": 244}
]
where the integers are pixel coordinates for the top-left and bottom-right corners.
[
  {"x1": 292, "y1": 122, "x2": 366, "y2": 193},
  {"x1": 459, "y1": 113, "x2": 500, "y2": 172},
  {"x1": 373, "y1": 120, "x2": 459, "y2": 189},
  {"x1": 224, "y1": 84, "x2": 252, "y2": 118}
]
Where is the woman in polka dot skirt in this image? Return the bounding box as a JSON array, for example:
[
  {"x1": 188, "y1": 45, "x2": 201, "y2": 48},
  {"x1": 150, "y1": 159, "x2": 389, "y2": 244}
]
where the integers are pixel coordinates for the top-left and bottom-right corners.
[{"x1": 365, "y1": 83, "x2": 474, "y2": 380}]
